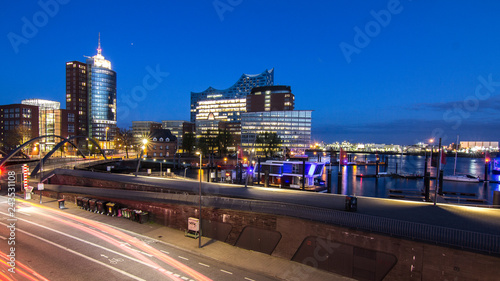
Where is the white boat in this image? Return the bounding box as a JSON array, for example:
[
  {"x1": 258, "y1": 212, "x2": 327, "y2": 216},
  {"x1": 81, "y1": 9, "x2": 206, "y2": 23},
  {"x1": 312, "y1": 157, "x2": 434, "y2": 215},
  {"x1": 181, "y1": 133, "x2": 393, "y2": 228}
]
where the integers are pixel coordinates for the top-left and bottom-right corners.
[{"x1": 443, "y1": 174, "x2": 480, "y2": 183}]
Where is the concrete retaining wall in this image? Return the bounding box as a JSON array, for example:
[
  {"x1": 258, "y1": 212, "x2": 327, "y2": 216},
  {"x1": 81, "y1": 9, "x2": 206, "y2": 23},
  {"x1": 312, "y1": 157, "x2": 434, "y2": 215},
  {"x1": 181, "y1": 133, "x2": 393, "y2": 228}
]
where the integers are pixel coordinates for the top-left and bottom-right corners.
[{"x1": 44, "y1": 190, "x2": 500, "y2": 281}]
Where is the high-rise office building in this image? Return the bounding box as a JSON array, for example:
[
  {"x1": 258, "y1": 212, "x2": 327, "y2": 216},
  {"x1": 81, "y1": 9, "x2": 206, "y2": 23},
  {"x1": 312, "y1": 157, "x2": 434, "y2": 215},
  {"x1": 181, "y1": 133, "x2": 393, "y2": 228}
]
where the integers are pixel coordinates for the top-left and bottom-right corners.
[
  {"x1": 86, "y1": 35, "x2": 117, "y2": 142},
  {"x1": 190, "y1": 69, "x2": 274, "y2": 122},
  {"x1": 66, "y1": 34, "x2": 117, "y2": 146},
  {"x1": 66, "y1": 61, "x2": 88, "y2": 137}
]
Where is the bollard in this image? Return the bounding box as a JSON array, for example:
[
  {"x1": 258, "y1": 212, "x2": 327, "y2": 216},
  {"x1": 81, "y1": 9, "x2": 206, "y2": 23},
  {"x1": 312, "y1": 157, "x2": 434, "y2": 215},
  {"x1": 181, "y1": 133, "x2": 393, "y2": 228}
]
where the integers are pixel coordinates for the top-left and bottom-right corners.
[
  {"x1": 327, "y1": 167, "x2": 332, "y2": 193},
  {"x1": 438, "y1": 170, "x2": 444, "y2": 195},
  {"x1": 485, "y1": 163, "x2": 489, "y2": 182},
  {"x1": 424, "y1": 172, "x2": 430, "y2": 201},
  {"x1": 337, "y1": 171, "x2": 342, "y2": 194},
  {"x1": 58, "y1": 199, "x2": 65, "y2": 209}
]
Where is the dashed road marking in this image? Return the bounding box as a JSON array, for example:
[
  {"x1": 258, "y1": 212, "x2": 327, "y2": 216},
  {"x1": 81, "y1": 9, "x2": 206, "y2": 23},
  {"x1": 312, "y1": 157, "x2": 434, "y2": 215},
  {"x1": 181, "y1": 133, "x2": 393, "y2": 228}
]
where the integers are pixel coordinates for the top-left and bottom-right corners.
[
  {"x1": 160, "y1": 250, "x2": 170, "y2": 255},
  {"x1": 245, "y1": 278, "x2": 256, "y2": 281},
  {"x1": 198, "y1": 262, "x2": 210, "y2": 267},
  {"x1": 220, "y1": 269, "x2": 233, "y2": 275},
  {"x1": 178, "y1": 256, "x2": 189, "y2": 261}
]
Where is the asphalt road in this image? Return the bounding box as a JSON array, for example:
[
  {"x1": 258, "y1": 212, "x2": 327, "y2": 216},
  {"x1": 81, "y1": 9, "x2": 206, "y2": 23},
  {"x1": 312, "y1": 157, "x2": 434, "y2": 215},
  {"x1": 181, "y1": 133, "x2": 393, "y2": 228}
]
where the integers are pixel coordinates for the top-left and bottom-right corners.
[{"x1": 0, "y1": 195, "x2": 278, "y2": 281}]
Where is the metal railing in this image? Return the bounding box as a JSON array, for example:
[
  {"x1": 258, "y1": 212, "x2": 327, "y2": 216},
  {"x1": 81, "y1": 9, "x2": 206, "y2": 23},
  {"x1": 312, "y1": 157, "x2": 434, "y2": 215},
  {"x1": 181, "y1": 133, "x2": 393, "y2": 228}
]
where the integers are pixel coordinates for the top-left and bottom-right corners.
[{"x1": 203, "y1": 196, "x2": 500, "y2": 256}]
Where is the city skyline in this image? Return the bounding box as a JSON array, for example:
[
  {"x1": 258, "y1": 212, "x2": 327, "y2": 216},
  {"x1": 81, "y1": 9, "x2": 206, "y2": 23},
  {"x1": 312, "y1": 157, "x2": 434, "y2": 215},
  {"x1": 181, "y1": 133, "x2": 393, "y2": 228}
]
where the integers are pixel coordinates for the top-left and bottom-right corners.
[{"x1": 3, "y1": 1, "x2": 500, "y2": 145}]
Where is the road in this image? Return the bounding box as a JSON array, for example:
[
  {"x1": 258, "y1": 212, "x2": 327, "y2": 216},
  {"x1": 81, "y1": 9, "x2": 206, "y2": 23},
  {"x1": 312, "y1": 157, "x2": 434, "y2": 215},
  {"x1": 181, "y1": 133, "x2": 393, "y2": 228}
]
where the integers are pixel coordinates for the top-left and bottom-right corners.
[{"x1": 0, "y1": 195, "x2": 277, "y2": 281}]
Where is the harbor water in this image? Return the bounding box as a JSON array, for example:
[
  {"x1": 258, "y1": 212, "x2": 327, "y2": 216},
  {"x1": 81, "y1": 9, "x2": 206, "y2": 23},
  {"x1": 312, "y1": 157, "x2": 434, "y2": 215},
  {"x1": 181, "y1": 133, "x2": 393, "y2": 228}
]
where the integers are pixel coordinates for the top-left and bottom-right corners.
[{"x1": 324, "y1": 154, "x2": 500, "y2": 205}]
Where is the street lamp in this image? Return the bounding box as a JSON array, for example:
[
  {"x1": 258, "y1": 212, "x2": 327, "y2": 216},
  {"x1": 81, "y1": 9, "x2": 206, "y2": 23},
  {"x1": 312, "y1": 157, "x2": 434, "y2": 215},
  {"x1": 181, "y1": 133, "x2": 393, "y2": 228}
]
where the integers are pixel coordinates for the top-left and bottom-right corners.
[
  {"x1": 135, "y1": 139, "x2": 148, "y2": 177},
  {"x1": 105, "y1": 127, "x2": 109, "y2": 150},
  {"x1": 196, "y1": 151, "x2": 202, "y2": 248}
]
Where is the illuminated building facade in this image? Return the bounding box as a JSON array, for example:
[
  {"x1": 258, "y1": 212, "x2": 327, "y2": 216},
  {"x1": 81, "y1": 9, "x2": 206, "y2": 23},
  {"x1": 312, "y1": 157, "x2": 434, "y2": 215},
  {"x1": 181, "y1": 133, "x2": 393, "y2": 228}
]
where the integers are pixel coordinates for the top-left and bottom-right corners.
[
  {"x1": 20, "y1": 99, "x2": 76, "y2": 152},
  {"x1": 241, "y1": 110, "x2": 312, "y2": 154},
  {"x1": 190, "y1": 69, "x2": 274, "y2": 122},
  {"x1": 195, "y1": 98, "x2": 246, "y2": 122},
  {"x1": 86, "y1": 35, "x2": 117, "y2": 142},
  {"x1": 65, "y1": 35, "x2": 117, "y2": 147}
]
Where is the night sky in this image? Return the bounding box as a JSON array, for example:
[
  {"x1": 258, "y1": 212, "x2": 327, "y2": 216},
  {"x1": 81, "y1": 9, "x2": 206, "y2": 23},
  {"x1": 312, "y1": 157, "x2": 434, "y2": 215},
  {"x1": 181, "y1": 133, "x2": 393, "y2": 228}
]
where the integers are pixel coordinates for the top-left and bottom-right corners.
[{"x1": 2, "y1": 0, "x2": 500, "y2": 145}]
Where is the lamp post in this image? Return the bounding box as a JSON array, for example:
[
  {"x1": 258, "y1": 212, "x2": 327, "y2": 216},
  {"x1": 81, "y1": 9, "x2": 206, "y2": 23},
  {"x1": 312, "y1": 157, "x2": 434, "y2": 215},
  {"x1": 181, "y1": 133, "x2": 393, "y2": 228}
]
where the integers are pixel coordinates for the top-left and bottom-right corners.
[
  {"x1": 196, "y1": 151, "x2": 202, "y2": 248},
  {"x1": 105, "y1": 127, "x2": 109, "y2": 150},
  {"x1": 135, "y1": 139, "x2": 148, "y2": 177}
]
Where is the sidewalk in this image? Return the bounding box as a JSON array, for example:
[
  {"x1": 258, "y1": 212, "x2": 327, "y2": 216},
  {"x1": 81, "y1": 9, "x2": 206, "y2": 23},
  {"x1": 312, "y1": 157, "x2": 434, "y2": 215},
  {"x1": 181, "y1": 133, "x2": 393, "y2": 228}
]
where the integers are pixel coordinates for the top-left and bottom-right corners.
[{"x1": 19, "y1": 194, "x2": 352, "y2": 281}]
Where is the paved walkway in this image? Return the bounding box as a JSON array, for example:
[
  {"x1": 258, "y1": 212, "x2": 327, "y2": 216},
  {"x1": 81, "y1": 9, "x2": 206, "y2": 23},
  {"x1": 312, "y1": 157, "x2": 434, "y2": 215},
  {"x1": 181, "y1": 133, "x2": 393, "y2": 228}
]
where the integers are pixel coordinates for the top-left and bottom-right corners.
[
  {"x1": 17, "y1": 193, "x2": 352, "y2": 281},
  {"x1": 45, "y1": 169, "x2": 500, "y2": 235}
]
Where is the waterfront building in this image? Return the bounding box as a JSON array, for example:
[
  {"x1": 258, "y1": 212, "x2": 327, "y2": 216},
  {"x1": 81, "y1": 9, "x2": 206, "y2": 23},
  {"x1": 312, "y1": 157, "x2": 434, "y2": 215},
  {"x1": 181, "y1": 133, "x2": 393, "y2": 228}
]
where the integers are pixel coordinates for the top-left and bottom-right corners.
[
  {"x1": 460, "y1": 141, "x2": 499, "y2": 151},
  {"x1": 85, "y1": 35, "x2": 117, "y2": 143},
  {"x1": 146, "y1": 129, "x2": 177, "y2": 159},
  {"x1": 241, "y1": 110, "x2": 312, "y2": 154},
  {"x1": 190, "y1": 69, "x2": 274, "y2": 122},
  {"x1": 194, "y1": 98, "x2": 246, "y2": 123},
  {"x1": 247, "y1": 85, "x2": 294, "y2": 112}
]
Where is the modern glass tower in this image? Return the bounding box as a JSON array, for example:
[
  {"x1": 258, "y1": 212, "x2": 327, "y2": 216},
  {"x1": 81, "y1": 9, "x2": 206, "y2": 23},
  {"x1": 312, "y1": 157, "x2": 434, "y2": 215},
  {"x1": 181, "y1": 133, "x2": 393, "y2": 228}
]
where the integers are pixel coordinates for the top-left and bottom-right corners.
[{"x1": 86, "y1": 34, "x2": 117, "y2": 142}]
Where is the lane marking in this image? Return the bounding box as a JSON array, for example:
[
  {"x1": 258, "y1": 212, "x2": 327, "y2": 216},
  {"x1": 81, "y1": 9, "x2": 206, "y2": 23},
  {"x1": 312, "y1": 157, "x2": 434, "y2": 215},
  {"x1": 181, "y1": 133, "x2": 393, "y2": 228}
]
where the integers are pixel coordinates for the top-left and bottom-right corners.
[
  {"x1": 161, "y1": 250, "x2": 170, "y2": 255},
  {"x1": 220, "y1": 269, "x2": 233, "y2": 275},
  {"x1": 0, "y1": 235, "x2": 7, "y2": 240},
  {"x1": 121, "y1": 245, "x2": 154, "y2": 257},
  {"x1": 178, "y1": 256, "x2": 189, "y2": 261},
  {"x1": 245, "y1": 278, "x2": 256, "y2": 281},
  {"x1": 0, "y1": 221, "x2": 146, "y2": 281},
  {"x1": 198, "y1": 263, "x2": 210, "y2": 267},
  {"x1": 0, "y1": 212, "x2": 158, "y2": 270}
]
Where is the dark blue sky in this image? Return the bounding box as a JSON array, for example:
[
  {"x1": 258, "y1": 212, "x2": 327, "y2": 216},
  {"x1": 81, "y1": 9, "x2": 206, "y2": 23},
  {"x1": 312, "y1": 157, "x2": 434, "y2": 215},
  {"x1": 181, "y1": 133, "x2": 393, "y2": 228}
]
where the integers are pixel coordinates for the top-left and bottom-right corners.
[{"x1": 2, "y1": 0, "x2": 500, "y2": 145}]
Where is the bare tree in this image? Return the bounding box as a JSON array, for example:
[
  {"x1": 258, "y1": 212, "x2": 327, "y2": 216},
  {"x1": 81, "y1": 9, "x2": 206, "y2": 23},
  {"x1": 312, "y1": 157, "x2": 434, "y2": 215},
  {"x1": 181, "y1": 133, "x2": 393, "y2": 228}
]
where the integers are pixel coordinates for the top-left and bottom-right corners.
[{"x1": 114, "y1": 128, "x2": 134, "y2": 158}]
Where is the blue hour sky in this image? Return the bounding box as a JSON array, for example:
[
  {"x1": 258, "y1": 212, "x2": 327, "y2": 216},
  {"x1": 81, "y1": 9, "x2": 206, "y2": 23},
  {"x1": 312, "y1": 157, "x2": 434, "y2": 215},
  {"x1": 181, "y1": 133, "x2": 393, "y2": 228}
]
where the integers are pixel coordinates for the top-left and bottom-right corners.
[{"x1": 2, "y1": 0, "x2": 500, "y2": 145}]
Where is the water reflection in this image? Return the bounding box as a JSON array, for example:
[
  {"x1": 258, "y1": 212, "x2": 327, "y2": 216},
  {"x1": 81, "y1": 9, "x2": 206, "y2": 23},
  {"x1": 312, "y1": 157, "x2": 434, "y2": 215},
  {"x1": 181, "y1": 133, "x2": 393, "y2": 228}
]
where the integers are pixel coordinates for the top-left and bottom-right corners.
[{"x1": 327, "y1": 154, "x2": 499, "y2": 204}]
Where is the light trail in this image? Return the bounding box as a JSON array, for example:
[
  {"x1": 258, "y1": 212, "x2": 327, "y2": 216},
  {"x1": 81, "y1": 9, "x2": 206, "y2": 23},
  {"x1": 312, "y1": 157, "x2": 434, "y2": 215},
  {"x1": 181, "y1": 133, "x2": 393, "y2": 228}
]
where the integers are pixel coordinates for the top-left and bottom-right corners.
[
  {"x1": 0, "y1": 212, "x2": 184, "y2": 281},
  {"x1": 13, "y1": 199, "x2": 213, "y2": 281},
  {"x1": 0, "y1": 221, "x2": 148, "y2": 281},
  {"x1": 0, "y1": 249, "x2": 49, "y2": 281}
]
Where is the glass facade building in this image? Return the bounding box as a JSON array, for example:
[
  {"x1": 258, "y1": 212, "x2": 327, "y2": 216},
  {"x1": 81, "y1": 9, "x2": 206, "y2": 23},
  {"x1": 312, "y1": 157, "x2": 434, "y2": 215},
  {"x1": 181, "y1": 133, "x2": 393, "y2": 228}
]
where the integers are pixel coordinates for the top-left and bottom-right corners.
[
  {"x1": 86, "y1": 38, "x2": 117, "y2": 142},
  {"x1": 21, "y1": 99, "x2": 62, "y2": 151},
  {"x1": 190, "y1": 69, "x2": 274, "y2": 122},
  {"x1": 241, "y1": 110, "x2": 312, "y2": 153}
]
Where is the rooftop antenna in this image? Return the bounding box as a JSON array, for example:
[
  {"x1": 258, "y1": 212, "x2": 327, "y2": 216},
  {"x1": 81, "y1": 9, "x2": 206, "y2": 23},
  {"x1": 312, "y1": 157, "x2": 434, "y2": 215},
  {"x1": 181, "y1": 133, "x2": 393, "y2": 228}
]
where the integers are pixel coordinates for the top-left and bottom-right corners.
[{"x1": 97, "y1": 32, "x2": 102, "y2": 55}]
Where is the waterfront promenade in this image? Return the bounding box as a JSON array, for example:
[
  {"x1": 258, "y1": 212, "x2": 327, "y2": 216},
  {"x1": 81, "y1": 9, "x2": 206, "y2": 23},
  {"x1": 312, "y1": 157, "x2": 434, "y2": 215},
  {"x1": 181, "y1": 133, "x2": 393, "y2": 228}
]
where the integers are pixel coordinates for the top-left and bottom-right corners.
[{"x1": 44, "y1": 169, "x2": 500, "y2": 238}]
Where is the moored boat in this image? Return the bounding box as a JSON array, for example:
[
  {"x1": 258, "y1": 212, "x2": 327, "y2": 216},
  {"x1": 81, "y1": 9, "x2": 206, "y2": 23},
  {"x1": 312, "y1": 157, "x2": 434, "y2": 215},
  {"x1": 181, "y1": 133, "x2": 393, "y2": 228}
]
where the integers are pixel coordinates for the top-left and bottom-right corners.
[{"x1": 443, "y1": 174, "x2": 480, "y2": 183}]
